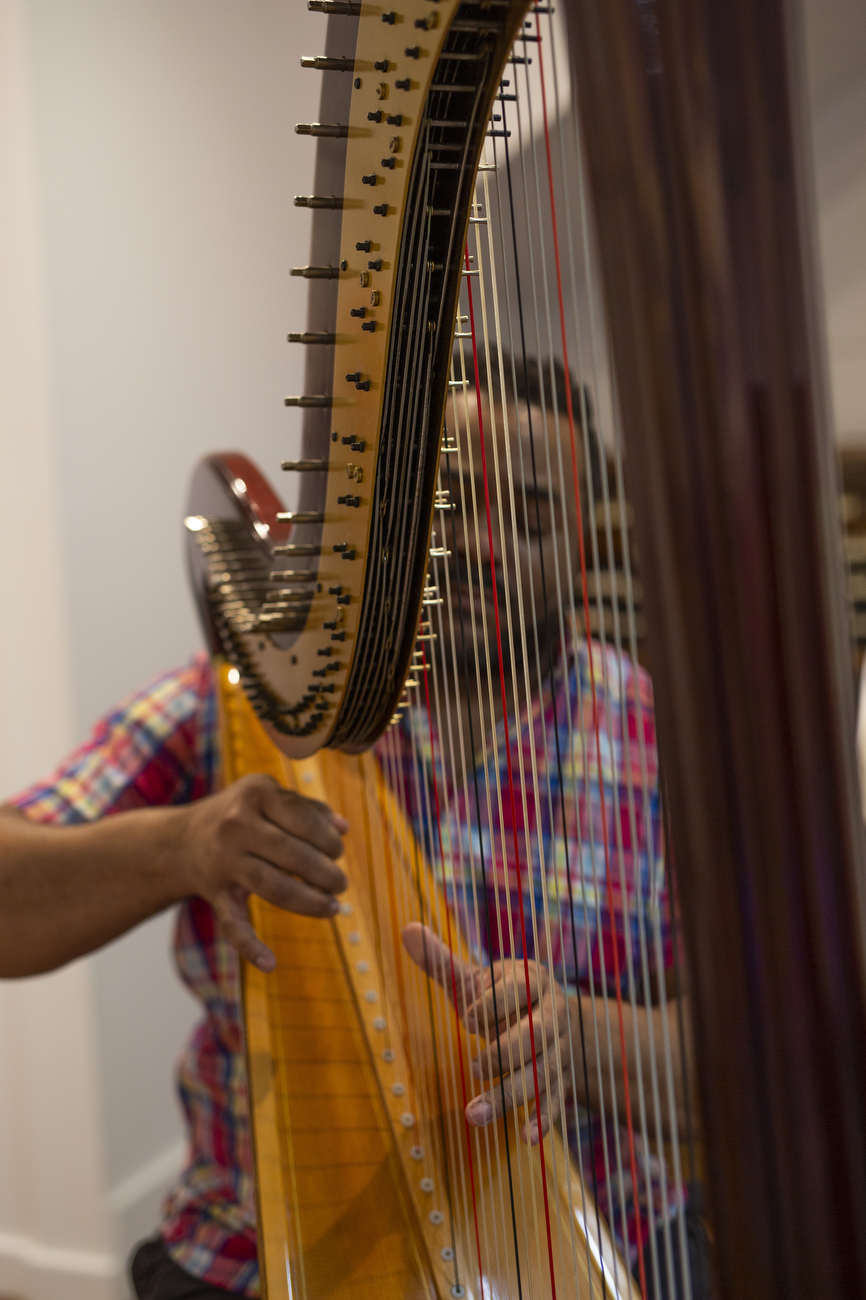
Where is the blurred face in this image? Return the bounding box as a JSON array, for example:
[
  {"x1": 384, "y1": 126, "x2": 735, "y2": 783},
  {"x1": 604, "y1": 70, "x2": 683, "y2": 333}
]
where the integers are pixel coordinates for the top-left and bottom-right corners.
[{"x1": 440, "y1": 387, "x2": 582, "y2": 686}]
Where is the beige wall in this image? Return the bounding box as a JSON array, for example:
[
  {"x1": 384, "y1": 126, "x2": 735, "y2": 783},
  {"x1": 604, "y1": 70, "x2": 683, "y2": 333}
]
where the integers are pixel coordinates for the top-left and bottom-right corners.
[{"x1": 0, "y1": 2, "x2": 318, "y2": 1295}]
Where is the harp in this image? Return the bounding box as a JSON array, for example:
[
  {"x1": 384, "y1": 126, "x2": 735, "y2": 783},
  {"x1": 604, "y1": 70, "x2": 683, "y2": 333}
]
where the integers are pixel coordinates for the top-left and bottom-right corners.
[{"x1": 185, "y1": 0, "x2": 866, "y2": 1297}]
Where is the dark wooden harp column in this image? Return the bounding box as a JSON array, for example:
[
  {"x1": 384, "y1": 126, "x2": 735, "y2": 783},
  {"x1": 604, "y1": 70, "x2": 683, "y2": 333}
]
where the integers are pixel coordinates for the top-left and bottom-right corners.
[{"x1": 567, "y1": 0, "x2": 866, "y2": 1296}]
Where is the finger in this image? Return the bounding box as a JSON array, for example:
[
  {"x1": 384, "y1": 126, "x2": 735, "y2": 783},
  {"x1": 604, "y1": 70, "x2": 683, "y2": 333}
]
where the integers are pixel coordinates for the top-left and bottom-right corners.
[
  {"x1": 472, "y1": 1004, "x2": 562, "y2": 1082},
  {"x1": 261, "y1": 784, "x2": 347, "y2": 860},
  {"x1": 401, "y1": 923, "x2": 483, "y2": 1016},
  {"x1": 212, "y1": 888, "x2": 276, "y2": 972},
  {"x1": 466, "y1": 1039, "x2": 557, "y2": 1129},
  {"x1": 239, "y1": 816, "x2": 348, "y2": 895},
  {"x1": 464, "y1": 964, "x2": 538, "y2": 1037},
  {"x1": 242, "y1": 855, "x2": 343, "y2": 919},
  {"x1": 523, "y1": 1076, "x2": 563, "y2": 1146}
]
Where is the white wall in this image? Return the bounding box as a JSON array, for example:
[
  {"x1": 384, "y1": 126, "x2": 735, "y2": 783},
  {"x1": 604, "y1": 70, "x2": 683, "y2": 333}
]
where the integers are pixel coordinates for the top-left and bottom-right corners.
[
  {"x1": 0, "y1": 2, "x2": 318, "y2": 1295},
  {"x1": 0, "y1": 1, "x2": 863, "y2": 1299},
  {"x1": 806, "y1": 0, "x2": 866, "y2": 439}
]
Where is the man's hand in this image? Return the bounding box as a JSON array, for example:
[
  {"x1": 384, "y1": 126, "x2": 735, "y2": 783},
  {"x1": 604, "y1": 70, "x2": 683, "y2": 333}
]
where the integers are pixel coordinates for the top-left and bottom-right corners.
[
  {"x1": 0, "y1": 776, "x2": 349, "y2": 978},
  {"x1": 402, "y1": 922, "x2": 569, "y2": 1145},
  {"x1": 176, "y1": 774, "x2": 348, "y2": 971}
]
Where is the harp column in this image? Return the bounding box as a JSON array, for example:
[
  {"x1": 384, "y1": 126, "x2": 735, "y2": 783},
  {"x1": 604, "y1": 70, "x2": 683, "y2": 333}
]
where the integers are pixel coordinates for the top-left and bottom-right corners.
[{"x1": 568, "y1": 0, "x2": 866, "y2": 1297}]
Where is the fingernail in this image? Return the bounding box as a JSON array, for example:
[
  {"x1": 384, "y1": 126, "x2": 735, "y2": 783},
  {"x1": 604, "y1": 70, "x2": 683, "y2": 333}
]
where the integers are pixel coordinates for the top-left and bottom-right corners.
[
  {"x1": 327, "y1": 898, "x2": 340, "y2": 915},
  {"x1": 256, "y1": 955, "x2": 274, "y2": 972},
  {"x1": 332, "y1": 813, "x2": 350, "y2": 834},
  {"x1": 529, "y1": 1122, "x2": 540, "y2": 1145},
  {"x1": 466, "y1": 1099, "x2": 493, "y2": 1126}
]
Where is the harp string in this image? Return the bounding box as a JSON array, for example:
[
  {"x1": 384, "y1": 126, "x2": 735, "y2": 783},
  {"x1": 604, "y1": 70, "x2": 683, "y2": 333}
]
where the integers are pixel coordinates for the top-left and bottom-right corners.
[
  {"x1": 490, "y1": 82, "x2": 614, "y2": 1299},
  {"x1": 406, "y1": 703, "x2": 475, "y2": 1285},
  {"x1": 461, "y1": 240, "x2": 561, "y2": 1294},
  {"x1": 555, "y1": 13, "x2": 693, "y2": 1291},
  {"x1": 439, "y1": 409, "x2": 531, "y2": 1296},
  {"x1": 531, "y1": 20, "x2": 650, "y2": 1296},
  {"x1": 498, "y1": 42, "x2": 635, "y2": 1287},
  {"x1": 450, "y1": 330, "x2": 545, "y2": 1277},
  {"x1": 480, "y1": 130, "x2": 609, "y2": 1293},
  {"x1": 426, "y1": 550, "x2": 515, "y2": 1288},
  {"x1": 472, "y1": 153, "x2": 581, "y2": 1288},
  {"x1": 418, "y1": 641, "x2": 488, "y2": 1284},
  {"x1": 501, "y1": 49, "x2": 633, "y2": 1278}
]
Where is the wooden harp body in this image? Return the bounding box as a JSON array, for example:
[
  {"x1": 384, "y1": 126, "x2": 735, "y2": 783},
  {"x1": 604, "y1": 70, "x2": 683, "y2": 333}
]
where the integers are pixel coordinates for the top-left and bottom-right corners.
[{"x1": 186, "y1": 0, "x2": 866, "y2": 1298}]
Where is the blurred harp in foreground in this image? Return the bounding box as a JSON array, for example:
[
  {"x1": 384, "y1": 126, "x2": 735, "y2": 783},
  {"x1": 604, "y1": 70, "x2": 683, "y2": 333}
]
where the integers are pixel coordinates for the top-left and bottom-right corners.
[{"x1": 186, "y1": 0, "x2": 866, "y2": 1297}]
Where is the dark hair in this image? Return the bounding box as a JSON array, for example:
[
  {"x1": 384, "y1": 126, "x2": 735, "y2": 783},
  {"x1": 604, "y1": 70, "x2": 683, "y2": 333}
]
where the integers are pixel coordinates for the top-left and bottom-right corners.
[{"x1": 455, "y1": 347, "x2": 604, "y2": 502}]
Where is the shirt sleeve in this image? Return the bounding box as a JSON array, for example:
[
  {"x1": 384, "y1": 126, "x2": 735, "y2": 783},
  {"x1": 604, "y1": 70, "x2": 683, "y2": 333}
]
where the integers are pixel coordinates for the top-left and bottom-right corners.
[{"x1": 10, "y1": 655, "x2": 218, "y2": 824}]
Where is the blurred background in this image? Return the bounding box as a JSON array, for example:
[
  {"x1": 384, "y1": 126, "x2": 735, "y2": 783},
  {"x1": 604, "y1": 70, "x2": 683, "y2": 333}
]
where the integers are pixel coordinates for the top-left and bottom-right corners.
[{"x1": 0, "y1": 1, "x2": 863, "y2": 1297}]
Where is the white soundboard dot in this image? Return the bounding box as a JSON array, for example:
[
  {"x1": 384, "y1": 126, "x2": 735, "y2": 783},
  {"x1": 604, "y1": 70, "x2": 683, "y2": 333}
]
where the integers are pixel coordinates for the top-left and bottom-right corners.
[
  {"x1": 429, "y1": 1210, "x2": 444, "y2": 1225},
  {"x1": 355, "y1": 960, "x2": 370, "y2": 973},
  {"x1": 420, "y1": 1177, "x2": 434, "y2": 1193},
  {"x1": 364, "y1": 989, "x2": 378, "y2": 1004},
  {"x1": 382, "y1": 1048, "x2": 395, "y2": 1063},
  {"x1": 348, "y1": 931, "x2": 361, "y2": 945},
  {"x1": 391, "y1": 1082, "x2": 406, "y2": 1097},
  {"x1": 410, "y1": 1145, "x2": 425, "y2": 1161},
  {"x1": 441, "y1": 1247, "x2": 454, "y2": 1262},
  {"x1": 372, "y1": 1016, "x2": 386, "y2": 1031},
  {"x1": 341, "y1": 902, "x2": 353, "y2": 916}
]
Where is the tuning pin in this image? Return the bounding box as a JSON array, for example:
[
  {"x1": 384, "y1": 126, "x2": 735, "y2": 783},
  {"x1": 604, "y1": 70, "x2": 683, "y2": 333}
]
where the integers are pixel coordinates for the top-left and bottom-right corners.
[
  {"x1": 290, "y1": 266, "x2": 341, "y2": 279},
  {"x1": 287, "y1": 332, "x2": 337, "y2": 344},
  {"x1": 295, "y1": 122, "x2": 349, "y2": 137},
  {"x1": 281, "y1": 459, "x2": 329, "y2": 471},
  {"x1": 300, "y1": 55, "x2": 355, "y2": 72},
  {"x1": 294, "y1": 195, "x2": 345, "y2": 210}
]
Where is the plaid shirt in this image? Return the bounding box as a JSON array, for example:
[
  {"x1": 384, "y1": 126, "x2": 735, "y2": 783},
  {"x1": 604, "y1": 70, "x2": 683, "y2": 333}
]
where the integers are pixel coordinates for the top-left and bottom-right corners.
[{"x1": 11, "y1": 644, "x2": 676, "y2": 1291}]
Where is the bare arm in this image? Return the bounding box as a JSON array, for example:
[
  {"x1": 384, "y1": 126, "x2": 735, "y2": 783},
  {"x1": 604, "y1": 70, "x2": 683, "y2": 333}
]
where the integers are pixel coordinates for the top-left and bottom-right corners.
[{"x1": 0, "y1": 774, "x2": 348, "y2": 978}]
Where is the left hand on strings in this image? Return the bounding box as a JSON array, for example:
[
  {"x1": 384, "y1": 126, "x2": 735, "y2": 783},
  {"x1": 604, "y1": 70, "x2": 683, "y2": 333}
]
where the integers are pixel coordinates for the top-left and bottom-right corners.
[{"x1": 402, "y1": 922, "x2": 570, "y2": 1145}]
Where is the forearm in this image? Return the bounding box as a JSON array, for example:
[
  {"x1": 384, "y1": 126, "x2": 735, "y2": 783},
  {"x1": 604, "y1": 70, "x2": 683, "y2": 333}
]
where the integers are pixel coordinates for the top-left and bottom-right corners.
[
  {"x1": 0, "y1": 805, "x2": 191, "y2": 977},
  {"x1": 570, "y1": 990, "x2": 695, "y2": 1139}
]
